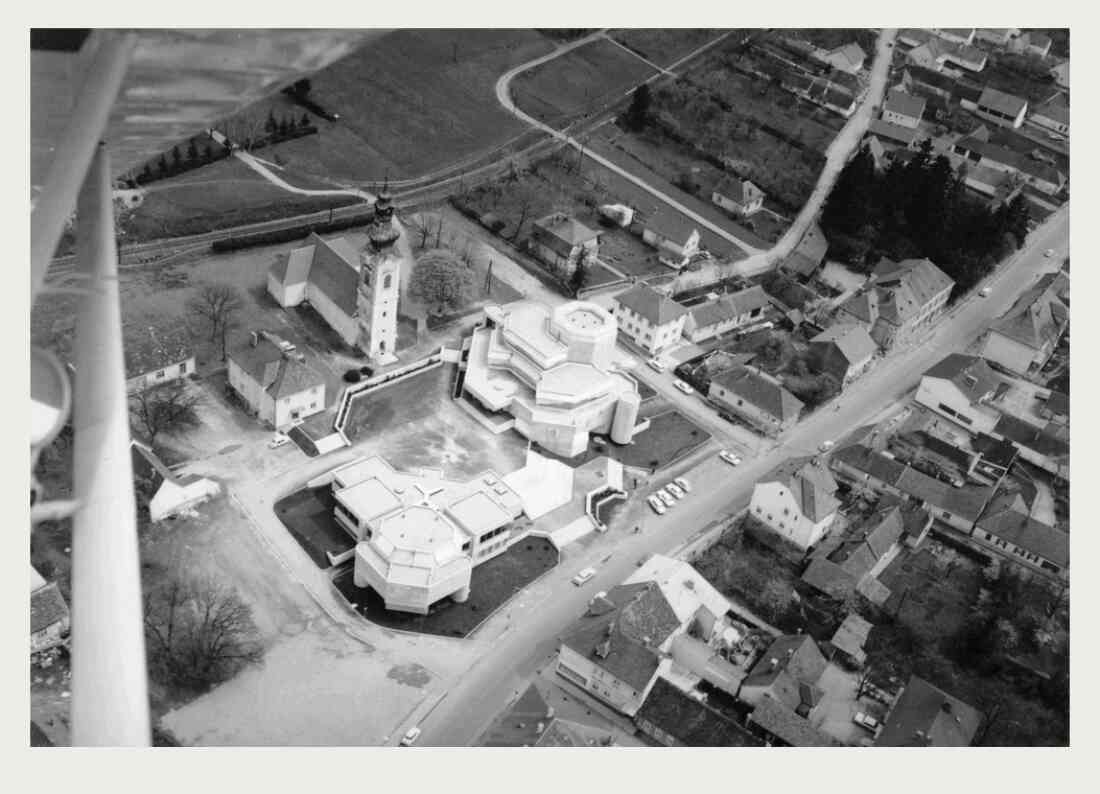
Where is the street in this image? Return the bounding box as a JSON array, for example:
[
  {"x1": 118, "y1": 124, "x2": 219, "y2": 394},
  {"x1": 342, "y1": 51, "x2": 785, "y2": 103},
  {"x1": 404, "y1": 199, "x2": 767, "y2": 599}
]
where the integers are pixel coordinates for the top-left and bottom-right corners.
[{"x1": 413, "y1": 205, "x2": 1067, "y2": 747}]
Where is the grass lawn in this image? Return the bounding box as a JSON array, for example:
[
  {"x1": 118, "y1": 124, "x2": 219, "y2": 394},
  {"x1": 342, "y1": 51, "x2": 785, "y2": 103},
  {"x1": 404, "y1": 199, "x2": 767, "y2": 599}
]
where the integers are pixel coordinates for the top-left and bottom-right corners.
[
  {"x1": 274, "y1": 488, "x2": 355, "y2": 569},
  {"x1": 876, "y1": 543, "x2": 986, "y2": 644},
  {"x1": 610, "y1": 29, "x2": 728, "y2": 67},
  {"x1": 264, "y1": 29, "x2": 556, "y2": 179},
  {"x1": 512, "y1": 38, "x2": 658, "y2": 125},
  {"x1": 610, "y1": 410, "x2": 712, "y2": 471},
  {"x1": 332, "y1": 537, "x2": 559, "y2": 638}
]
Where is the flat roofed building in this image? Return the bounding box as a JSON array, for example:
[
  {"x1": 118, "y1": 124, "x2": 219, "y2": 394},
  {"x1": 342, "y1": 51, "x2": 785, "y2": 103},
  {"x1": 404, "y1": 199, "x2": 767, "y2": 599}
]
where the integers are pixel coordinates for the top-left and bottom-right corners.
[
  {"x1": 462, "y1": 300, "x2": 641, "y2": 457},
  {"x1": 330, "y1": 456, "x2": 525, "y2": 614}
]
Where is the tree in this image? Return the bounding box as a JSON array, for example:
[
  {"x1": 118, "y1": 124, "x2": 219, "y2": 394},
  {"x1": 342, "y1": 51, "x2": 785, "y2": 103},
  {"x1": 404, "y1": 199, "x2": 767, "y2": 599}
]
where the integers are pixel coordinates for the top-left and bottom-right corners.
[
  {"x1": 277, "y1": 116, "x2": 289, "y2": 137},
  {"x1": 203, "y1": 143, "x2": 214, "y2": 163},
  {"x1": 187, "y1": 283, "x2": 245, "y2": 361},
  {"x1": 186, "y1": 138, "x2": 199, "y2": 165},
  {"x1": 157, "y1": 153, "x2": 169, "y2": 177},
  {"x1": 624, "y1": 84, "x2": 652, "y2": 131},
  {"x1": 140, "y1": 163, "x2": 154, "y2": 183},
  {"x1": 265, "y1": 109, "x2": 278, "y2": 134},
  {"x1": 409, "y1": 249, "x2": 476, "y2": 316},
  {"x1": 171, "y1": 145, "x2": 182, "y2": 172},
  {"x1": 758, "y1": 579, "x2": 794, "y2": 624},
  {"x1": 144, "y1": 576, "x2": 263, "y2": 693},
  {"x1": 299, "y1": 112, "x2": 311, "y2": 129},
  {"x1": 129, "y1": 381, "x2": 202, "y2": 448}
]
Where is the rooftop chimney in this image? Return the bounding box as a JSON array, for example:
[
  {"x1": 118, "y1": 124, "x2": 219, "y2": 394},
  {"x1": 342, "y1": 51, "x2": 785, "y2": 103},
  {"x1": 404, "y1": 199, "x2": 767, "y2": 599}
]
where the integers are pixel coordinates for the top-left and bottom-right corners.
[{"x1": 250, "y1": 331, "x2": 259, "y2": 347}]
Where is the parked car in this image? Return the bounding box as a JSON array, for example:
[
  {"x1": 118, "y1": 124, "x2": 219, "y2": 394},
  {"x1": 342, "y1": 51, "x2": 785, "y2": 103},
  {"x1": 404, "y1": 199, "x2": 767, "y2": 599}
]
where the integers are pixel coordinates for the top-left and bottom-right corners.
[
  {"x1": 665, "y1": 483, "x2": 685, "y2": 500},
  {"x1": 1048, "y1": 132, "x2": 1065, "y2": 141},
  {"x1": 572, "y1": 567, "x2": 597, "y2": 586},
  {"x1": 1044, "y1": 249, "x2": 1054, "y2": 257},
  {"x1": 646, "y1": 358, "x2": 666, "y2": 373},
  {"x1": 818, "y1": 440, "x2": 835, "y2": 452},
  {"x1": 672, "y1": 379, "x2": 694, "y2": 395},
  {"x1": 400, "y1": 726, "x2": 422, "y2": 746},
  {"x1": 656, "y1": 488, "x2": 676, "y2": 508},
  {"x1": 674, "y1": 477, "x2": 691, "y2": 493},
  {"x1": 853, "y1": 712, "x2": 880, "y2": 732},
  {"x1": 268, "y1": 432, "x2": 292, "y2": 449},
  {"x1": 719, "y1": 450, "x2": 741, "y2": 466},
  {"x1": 647, "y1": 495, "x2": 667, "y2": 515},
  {"x1": 979, "y1": 286, "x2": 992, "y2": 297}
]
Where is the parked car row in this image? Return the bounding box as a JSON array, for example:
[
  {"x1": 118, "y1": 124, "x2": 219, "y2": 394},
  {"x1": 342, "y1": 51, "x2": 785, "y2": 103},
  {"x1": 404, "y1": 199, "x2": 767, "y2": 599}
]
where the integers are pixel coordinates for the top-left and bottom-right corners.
[{"x1": 647, "y1": 477, "x2": 692, "y2": 516}]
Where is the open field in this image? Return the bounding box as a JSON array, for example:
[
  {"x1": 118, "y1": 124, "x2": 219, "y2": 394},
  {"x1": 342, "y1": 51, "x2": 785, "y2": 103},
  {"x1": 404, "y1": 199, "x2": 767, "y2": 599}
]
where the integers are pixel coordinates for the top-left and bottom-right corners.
[
  {"x1": 247, "y1": 29, "x2": 556, "y2": 180},
  {"x1": 333, "y1": 538, "x2": 559, "y2": 638},
  {"x1": 512, "y1": 38, "x2": 658, "y2": 125},
  {"x1": 609, "y1": 29, "x2": 727, "y2": 67}
]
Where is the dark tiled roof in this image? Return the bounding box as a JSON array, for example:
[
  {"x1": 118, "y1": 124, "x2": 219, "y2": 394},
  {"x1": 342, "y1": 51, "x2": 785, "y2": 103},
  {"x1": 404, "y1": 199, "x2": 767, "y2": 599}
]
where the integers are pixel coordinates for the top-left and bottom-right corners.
[
  {"x1": 744, "y1": 635, "x2": 827, "y2": 690},
  {"x1": 1042, "y1": 390, "x2": 1068, "y2": 419},
  {"x1": 994, "y1": 414, "x2": 1069, "y2": 460},
  {"x1": 868, "y1": 118, "x2": 918, "y2": 146},
  {"x1": 973, "y1": 433, "x2": 1019, "y2": 468},
  {"x1": 875, "y1": 676, "x2": 983, "y2": 746},
  {"x1": 783, "y1": 222, "x2": 828, "y2": 276},
  {"x1": 801, "y1": 558, "x2": 856, "y2": 599},
  {"x1": 976, "y1": 500, "x2": 1068, "y2": 568},
  {"x1": 989, "y1": 281, "x2": 1067, "y2": 351},
  {"x1": 711, "y1": 366, "x2": 804, "y2": 423},
  {"x1": 762, "y1": 456, "x2": 840, "y2": 523},
  {"x1": 227, "y1": 332, "x2": 325, "y2": 400},
  {"x1": 482, "y1": 684, "x2": 552, "y2": 746},
  {"x1": 831, "y1": 613, "x2": 873, "y2": 658},
  {"x1": 306, "y1": 235, "x2": 361, "y2": 316},
  {"x1": 714, "y1": 177, "x2": 761, "y2": 205},
  {"x1": 614, "y1": 284, "x2": 689, "y2": 326},
  {"x1": 832, "y1": 443, "x2": 908, "y2": 484},
  {"x1": 31, "y1": 581, "x2": 69, "y2": 634},
  {"x1": 560, "y1": 582, "x2": 682, "y2": 692},
  {"x1": 884, "y1": 89, "x2": 926, "y2": 120},
  {"x1": 123, "y1": 317, "x2": 193, "y2": 379},
  {"x1": 748, "y1": 696, "x2": 838, "y2": 747},
  {"x1": 636, "y1": 678, "x2": 762, "y2": 747},
  {"x1": 873, "y1": 258, "x2": 955, "y2": 316},
  {"x1": 811, "y1": 324, "x2": 877, "y2": 379},
  {"x1": 1034, "y1": 93, "x2": 1069, "y2": 126},
  {"x1": 532, "y1": 213, "x2": 599, "y2": 258},
  {"x1": 923, "y1": 353, "x2": 1001, "y2": 402}
]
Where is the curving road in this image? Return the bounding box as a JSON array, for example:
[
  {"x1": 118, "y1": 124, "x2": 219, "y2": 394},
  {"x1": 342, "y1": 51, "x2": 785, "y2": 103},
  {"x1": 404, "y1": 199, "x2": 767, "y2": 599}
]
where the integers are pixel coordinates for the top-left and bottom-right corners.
[{"x1": 411, "y1": 205, "x2": 1067, "y2": 747}]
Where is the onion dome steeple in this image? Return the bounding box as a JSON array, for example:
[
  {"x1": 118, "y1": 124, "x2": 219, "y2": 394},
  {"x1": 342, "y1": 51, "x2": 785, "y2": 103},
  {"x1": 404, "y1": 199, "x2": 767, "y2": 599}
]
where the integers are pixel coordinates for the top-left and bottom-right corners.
[{"x1": 367, "y1": 176, "x2": 400, "y2": 251}]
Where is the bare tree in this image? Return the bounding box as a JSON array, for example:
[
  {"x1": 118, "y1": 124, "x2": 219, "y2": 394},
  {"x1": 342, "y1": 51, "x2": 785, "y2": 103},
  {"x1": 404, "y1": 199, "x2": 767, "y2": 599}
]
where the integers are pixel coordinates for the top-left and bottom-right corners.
[
  {"x1": 415, "y1": 216, "x2": 433, "y2": 249},
  {"x1": 144, "y1": 576, "x2": 264, "y2": 693},
  {"x1": 187, "y1": 283, "x2": 245, "y2": 360},
  {"x1": 129, "y1": 381, "x2": 202, "y2": 448},
  {"x1": 510, "y1": 184, "x2": 540, "y2": 243}
]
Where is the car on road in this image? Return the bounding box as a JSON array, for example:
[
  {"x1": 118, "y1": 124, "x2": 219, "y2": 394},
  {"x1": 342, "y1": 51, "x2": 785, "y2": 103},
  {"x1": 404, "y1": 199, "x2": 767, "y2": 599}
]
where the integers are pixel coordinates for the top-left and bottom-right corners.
[
  {"x1": 665, "y1": 482, "x2": 685, "y2": 500},
  {"x1": 656, "y1": 488, "x2": 676, "y2": 508},
  {"x1": 400, "y1": 726, "x2": 422, "y2": 746},
  {"x1": 267, "y1": 432, "x2": 292, "y2": 449},
  {"x1": 979, "y1": 286, "x2": 992, "y2": 297},
  {"x1": 674, "y1": 477, "x2": 691, "y2": 493},
  {"x1": 818, "y1": 440, "x2": 835, "y2": 452},
  {"x1": 1044, "y1": 249, "x2": 1054, "y2": 258},
  {"x1": 719, "y1": 450, "x2": 741, "y2": 466},
  {"x1": 1048, "y1": 132, "x2": 1065, "y2": 141},
  {"x1": 572, "y1": 567, "x2": 597, "y2": 586},
  {"x1": 853, "y1": 712, "x2": 880, "y2": 732},
  {"x1": 646, "y1": 358, "x2": 666, "y2": 373},
  {"x1": 647, "y1": 495, "x2": 667, "y2": 515},
  {"x1": 672, "y1": 379, "x2": 694, "y2": 395}
]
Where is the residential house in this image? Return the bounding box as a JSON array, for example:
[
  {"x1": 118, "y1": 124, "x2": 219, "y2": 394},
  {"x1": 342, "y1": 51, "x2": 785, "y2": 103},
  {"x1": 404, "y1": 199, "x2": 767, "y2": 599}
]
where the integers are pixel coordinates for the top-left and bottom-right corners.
[
  {"x1": 975, "y1": 87, "x2": 1029, "y2": 129},
  {"x1": 975, "y1": 28, "x2": 1020, "y2": 47},
  {"x1": 639, "y1": 217, "x2": 701, "y2": 269},
  {"x1": 992, "y1": 413, "x2": 1069, "y2": 483},
  {"x1": 480, "y1": 684, "x2": 609, "y2": 747},
  {"x1": 890, "y1": 431, "x2": 977, "y2": 485},
  {"x1": 829, "y1": 444, "x2": 994, "y2": 535},
  {"x1": 746, "y1": 695, "x2": 838, "y2": 747},
  {"x1": 1039, "y1": 390, "x2": 1068, "y2": 426},
  {"x1": 739, "y1": 635, "x2": 828, "y2": 719},
  {"x1": 1050, "y1": 60, "x2": 1069, "y2": 89},
  {"x1": 838, "y1": 258, "x2": 955, "y2": 350},
  {"x1": 979, "y1": 274, "x2": 1068, "y2": 376},
  {"x1": 131, "y1": 440, "x2": 220, "y2": 521},
  {"x1": 929, "y1": 28, "x2": 975, "y2": 46},
  {"x1": 611, "y1": 284, "x2": 689, "y2": 354},
  {"x1": 780, "y1": 221, "x2": 829, "y2": 281},
  {"x1": 1030, "y1": 92, "x2": 1069, "y2": 136},
  {"x1": 31, "y1": 569, "x2": 70, "y2": 654},
  {"x1": 1012, "y1": 31, "x2": 1053, "y2": 59},
  {"x1": 962, "y1": 164, "x2": 1022, "y2": 203},
  {"x1": 952, "y1": 134, "x2": 1066, "y2": 195},
  {"x1": 708, "y1": 365, "x2": 804, "y2": 437},
  {"x1": 809, "y1": 324, "x2": 877, "y2": 385},
  {"x1": 915, "y1": 353, "x2": 1003, "y2": 433},
  {"x1": 905, "y1": 35, "x2": 988, "y2": 74},
  {"x1": 829, "y1": 613, "x2": 874, "y2": 667},
  {"x1": 801, "y1": 495, "x2": 931, "y2": 600},
  {"x1": 875, "y1": 675, "x2": 983, "y2": 746},
  {"x1": 267, "y1": 233, "x2": 363, "y2": 348},
  {"x1": 749, "y1": 456, "x2": 840, "y2": 550},
  {"x1": 226, "y1": 330, "x2": 326, "y2": 430},
  {"x1": 711, "y1": 177, "x2": 765, "y2": 218},
  {"x1": 123, "y1": 318, "x2": 195, "y2": 394},
  {"x1": 867, "y1": 119, "x2": 920, "y2": 149},
  {"x1": 971, "y1": 433, "x2": 1020, "y2": 485},
  {"x1": 815, "y1": 42, "x2": 866, "y2": 74},
  {"x1": 682, "y1": 285, "x2": 771, "y2": 343},
  {"x1": 635, "y1": 677, "x2": 762, "y2": 747},
  {"x1": 881, "y1": 90, "x2": 926, "y2": 129},
  {"x1": 972, "y1": 490, "x2": 1068, "y2": 581},
  {"x1": 529, "y1": 213, "x2": 601, "y2": 276}
]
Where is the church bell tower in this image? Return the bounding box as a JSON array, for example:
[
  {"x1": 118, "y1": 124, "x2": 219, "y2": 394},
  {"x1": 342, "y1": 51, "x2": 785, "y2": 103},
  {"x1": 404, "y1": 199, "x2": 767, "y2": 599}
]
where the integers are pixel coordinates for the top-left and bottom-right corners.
[{"x1": 357, "y1": 186, "x2": 401, "y2": 364}]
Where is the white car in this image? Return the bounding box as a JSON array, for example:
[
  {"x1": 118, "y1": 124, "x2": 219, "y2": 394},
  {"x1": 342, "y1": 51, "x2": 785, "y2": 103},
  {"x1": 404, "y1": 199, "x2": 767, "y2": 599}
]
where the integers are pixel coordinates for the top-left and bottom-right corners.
[
  {"x1": 656, "y1": 488, "x2": 676, "y2": 508},
  {"x1": 400, "y1": 726, "x2": 422, "y2": 746},
  {"x1": 818, "y1": 440, "x2": 835, "y2": 452},
  {"x1": 267, "y1": 432, "x2": 292, "y2": 449},
  {"x1": 1044, "y1": 249, "x2": 1054, "y2": 258},
  {"x1": 672, "y1": 379, "x2": 694, "y2": 395},
  {"x1": 646, "y1": 358, "x2": 666, "y2": 372},
  {"x1": 647, "y1": 495, "x2": 667, "y2": 515},
  {"x1": 674, "y1": 477, "x2": 691, "y2": 493},
  {"x1": 719, "y1": 450, "x2": 742, "y2": 466},
  {"x1": 853, "y1": 712, "x2": 880, "y2": 732},
  {"x1": 572, "y1": 567, "x2": 597, "y2": 586},
  {"x1": 979, "y1": 286, "x2": 992, "y2": 297},
  {"x1": 665, "y1": 482, "x2": 685, "y2": 500}
]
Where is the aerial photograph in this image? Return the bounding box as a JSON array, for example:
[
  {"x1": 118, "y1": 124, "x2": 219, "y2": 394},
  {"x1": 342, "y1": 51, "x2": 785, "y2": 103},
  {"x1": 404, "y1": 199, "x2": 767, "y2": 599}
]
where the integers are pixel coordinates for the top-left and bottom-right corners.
[{"x1": 30, "y1": 26, "x2": 1069, "y2": 750}]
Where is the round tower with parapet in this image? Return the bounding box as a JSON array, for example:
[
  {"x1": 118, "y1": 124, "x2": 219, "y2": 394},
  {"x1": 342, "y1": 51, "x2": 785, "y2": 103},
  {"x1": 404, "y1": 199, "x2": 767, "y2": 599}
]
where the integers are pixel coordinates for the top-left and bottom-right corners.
[
  {"x1": 610, "y1": 389, "x2": 641, "y2": 445},
  {"x1": 552, "y1": 301, "x2": 617, "y2": 371}
]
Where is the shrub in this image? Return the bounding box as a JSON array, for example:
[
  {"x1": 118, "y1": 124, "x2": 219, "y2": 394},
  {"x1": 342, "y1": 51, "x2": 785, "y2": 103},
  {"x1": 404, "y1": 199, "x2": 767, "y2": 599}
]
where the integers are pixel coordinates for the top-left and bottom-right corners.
[{"x1": 343, "y1": 369, "x2": 362, "y2": 383}]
